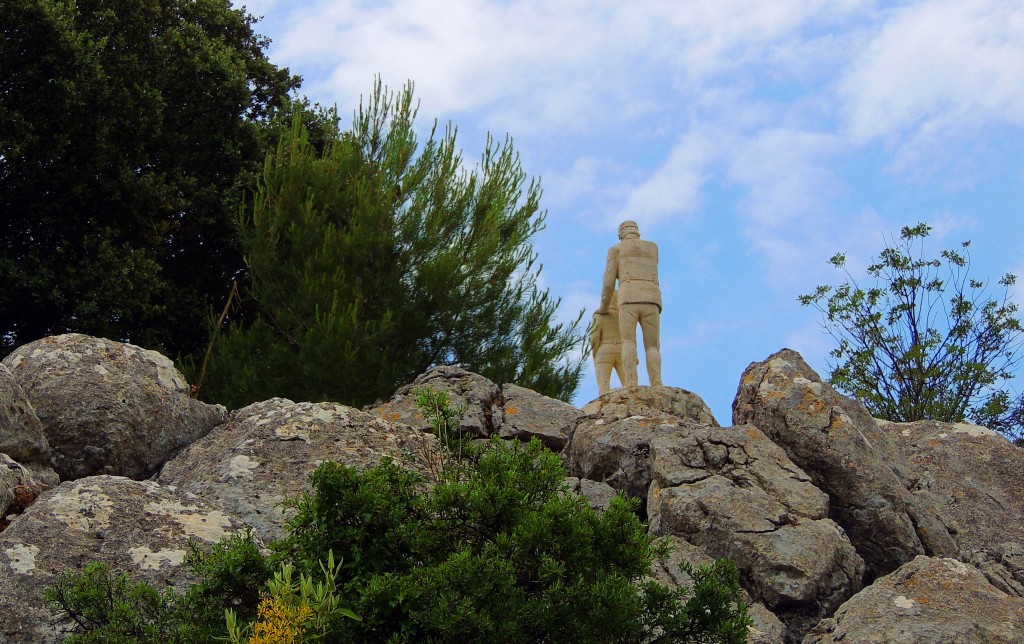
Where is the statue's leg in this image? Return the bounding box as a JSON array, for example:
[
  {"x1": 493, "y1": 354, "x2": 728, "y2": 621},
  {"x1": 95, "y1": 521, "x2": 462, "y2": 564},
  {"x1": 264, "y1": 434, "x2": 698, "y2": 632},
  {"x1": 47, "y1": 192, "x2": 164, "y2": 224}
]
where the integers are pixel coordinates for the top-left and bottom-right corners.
[
  {"x1": 611, "y1": 352, "x2": 625, "y2": 390},
  {"x1": 618, "y1": 306, "x2": 639, "y2": 387},
  {"x1": 595, "y1": 360, "x2": 612, "y2": 396},
  {"x1": 639, "y1": 307, "x2": 662, "y2": 386}
]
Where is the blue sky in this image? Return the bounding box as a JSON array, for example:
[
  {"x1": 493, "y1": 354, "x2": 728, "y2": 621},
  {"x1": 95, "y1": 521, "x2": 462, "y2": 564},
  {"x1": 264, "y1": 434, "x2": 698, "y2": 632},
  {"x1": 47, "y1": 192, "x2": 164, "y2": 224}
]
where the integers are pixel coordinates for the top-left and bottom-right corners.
[{"x1": 239, "y1": 0, "x2": 1023, "y2": 422}]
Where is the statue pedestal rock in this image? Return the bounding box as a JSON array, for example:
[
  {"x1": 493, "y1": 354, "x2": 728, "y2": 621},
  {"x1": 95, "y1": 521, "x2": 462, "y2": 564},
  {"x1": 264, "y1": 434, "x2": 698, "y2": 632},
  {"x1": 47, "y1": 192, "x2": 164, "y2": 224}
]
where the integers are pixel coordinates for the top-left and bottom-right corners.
[{"x1": 596, "y1": 220, "x2": 662, "y2": 389}]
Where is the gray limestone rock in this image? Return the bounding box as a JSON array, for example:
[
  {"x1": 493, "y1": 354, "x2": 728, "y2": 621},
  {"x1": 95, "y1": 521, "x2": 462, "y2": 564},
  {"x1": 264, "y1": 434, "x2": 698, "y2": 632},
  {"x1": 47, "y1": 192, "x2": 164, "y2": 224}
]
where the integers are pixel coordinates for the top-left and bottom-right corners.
[
  {"x1": 498, "y1": 382, "x2": 583, "y2": 450},
  {"x1": 0, "y1": 363, "x2": 51, "y2": 467},
  {"x1": 962, "y1": 542, "x2": 1024, "y2": 598},
  {"x1": 581, "y1": 385, "x2": 719, "y2": 426},
  {"x1": 804, "y1": 556, "x2": 1024, "y2": 643},
  {"x1": 0, "y1": 476, "x2": 247, "y2": 643},
  {"x1": 879, "y1": 418, "x2": 1024, "y2": 552},
  {"x1": 158, "y1": 398, "x2": 438, "y2": 543},
  {"x1": 562, "y1": 476, "x2": 619, "y2": 513},
  {"x1": 646, "y1": 423, "x2": 863, "y2": 639},
  {"x1": 372, "y1": 366, "x2": 503, "y2": 438},
  {"x1": 2, "y1": 334, "x2": 227, "y2": 481},
  {"x1": 733, "y1": 349, "x2": 958, "y2": 580},
  {"x1": 650, "y1": 535, "x2": 787, "y2": 644}
]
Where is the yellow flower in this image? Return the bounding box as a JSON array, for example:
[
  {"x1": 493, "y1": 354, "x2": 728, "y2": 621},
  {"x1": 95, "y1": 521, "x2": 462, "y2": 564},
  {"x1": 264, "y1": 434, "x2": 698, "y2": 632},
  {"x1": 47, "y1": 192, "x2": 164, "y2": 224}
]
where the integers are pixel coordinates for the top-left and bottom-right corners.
[{"x1": 247, "y1": 595, "x2": 312, "y2": 644}]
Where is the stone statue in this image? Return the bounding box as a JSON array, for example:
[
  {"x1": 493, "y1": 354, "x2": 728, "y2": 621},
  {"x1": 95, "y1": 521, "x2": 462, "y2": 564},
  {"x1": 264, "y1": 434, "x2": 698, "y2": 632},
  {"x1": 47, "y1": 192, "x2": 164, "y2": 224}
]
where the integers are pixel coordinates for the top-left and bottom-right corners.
[
  {"x1": 589, "y1": 290, "x2": 635, "y2": 395},
  {"x1": 597, "y1": 220, "x2": 662, "y2": 387}
]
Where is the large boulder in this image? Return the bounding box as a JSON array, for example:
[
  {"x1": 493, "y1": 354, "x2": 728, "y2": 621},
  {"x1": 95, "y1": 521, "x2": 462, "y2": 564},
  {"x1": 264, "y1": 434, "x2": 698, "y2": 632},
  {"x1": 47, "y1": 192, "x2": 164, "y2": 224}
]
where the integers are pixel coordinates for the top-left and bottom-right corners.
[
  {"x1": 563, "y1": 414, "x2": 682, "y2": 504},
  {"x1": 0, "y1": 363, "x2": 51, "y2": 467},
  {"x1": 563, "y1": 386, "x2": 719, "y2": 503},
  {"x1": 0, "y1": 476, "x2": 247, "y2": 643},
  {"x1": 372, "y1": 366, "x2": 504, "y2": 437},
  {"x1": 880, "y1": 418, "x2": 1024, "y2": 551},
  {"x1": 158, "y1": 398, "x2": 437, "y2": 543},
  {"x1": 372, "y1": 367, "x2": 583, "y2": 449},
  {"x1": 733, "y1": 349, "x2": 958, "y2": 579},
  {"x1": 646, "y1": 423, "x2": 863, "y2": 639},
  {"x1": 804, "y1": 556, "x2": 1024, "y2": 643},
  {"x1": 582, "y1": 385, "x2": 720, "y2": 426},
  {"x1": 2, "y1": 334, "x2": 227, "y2": 481}
]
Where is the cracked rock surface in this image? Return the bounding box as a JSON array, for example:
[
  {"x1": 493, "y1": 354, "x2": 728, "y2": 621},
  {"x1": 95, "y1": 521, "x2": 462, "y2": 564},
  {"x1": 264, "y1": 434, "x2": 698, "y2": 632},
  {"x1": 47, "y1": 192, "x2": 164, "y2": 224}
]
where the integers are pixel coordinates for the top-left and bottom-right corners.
[
  {"x1": 733, "y1": 349, "x2": 958, "y2": 581},
  {"x1": 962, "y1": 542, "x2": 1024, "y2": 598},
  {"x1": 804, "y1": 556, "x2": 1024, "y2": 643},
  {"x1": 880, "y1": 418, "x2": 1024, "y2": 552},
  {"x1": 158, "y1": 398, "x2": 437, "y2": 543},
  {"x1": 645, "y1": 423, "x2": 863, "y2": 640},
  {"x1": 2, "y1": 334, "x2": 227, "y2": 481},
  {"x1": 649, "y1": 535, "x2": 787, "y2": 644},
  {"x1": 0, "y1": 476, "x2": 246, "y2": 643}
]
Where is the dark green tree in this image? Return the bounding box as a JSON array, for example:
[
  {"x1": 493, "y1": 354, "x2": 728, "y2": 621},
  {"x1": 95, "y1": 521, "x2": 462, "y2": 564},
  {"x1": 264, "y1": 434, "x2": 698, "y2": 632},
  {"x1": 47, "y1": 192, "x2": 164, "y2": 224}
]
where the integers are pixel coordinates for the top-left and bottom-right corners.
[
  {"x1": 0, "y1": 0, "x2": 299, "y2": 358},
  {"x1": 799, "y1": 223, "x2": 1023, "y2": 441},
  {"x1": 194, "y1": 81, "x2": 586, "y2": 407}
]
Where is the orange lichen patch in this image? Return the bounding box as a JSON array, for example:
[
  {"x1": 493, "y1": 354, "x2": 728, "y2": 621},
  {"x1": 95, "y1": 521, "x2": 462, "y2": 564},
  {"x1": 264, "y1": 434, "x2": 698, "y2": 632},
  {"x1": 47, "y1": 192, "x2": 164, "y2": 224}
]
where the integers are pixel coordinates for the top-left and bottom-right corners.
[
  {"x1": 10, "y1": 484, "x2": 40, "y2": 514},
  {"x1": 746, "y1": 427, "x2": 762, "y2": 440},
  {"x1": 504, "y1": 407, "x2": 519, "y2": 415}
]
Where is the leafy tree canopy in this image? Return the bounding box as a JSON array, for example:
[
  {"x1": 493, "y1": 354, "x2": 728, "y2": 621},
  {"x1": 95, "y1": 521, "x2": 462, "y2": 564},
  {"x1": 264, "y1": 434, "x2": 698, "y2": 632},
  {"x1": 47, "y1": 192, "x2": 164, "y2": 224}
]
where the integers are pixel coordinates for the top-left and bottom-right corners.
[
  {"x1": 193, "y1": 80, "x2": 586, "y2": 407},
  {"x1": 799, "y1": 223, "x2": 1023, "y2": 441},
  {"x1": 0, "y1": 0, "x2": 299, "y2": 358}
]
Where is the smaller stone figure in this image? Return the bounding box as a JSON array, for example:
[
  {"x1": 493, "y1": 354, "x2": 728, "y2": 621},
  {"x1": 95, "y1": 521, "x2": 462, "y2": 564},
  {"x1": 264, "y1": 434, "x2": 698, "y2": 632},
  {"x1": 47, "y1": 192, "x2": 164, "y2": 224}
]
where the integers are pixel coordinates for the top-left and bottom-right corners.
[{"x1": 590, "y1": 290, "x2": 635, "y2": 395}]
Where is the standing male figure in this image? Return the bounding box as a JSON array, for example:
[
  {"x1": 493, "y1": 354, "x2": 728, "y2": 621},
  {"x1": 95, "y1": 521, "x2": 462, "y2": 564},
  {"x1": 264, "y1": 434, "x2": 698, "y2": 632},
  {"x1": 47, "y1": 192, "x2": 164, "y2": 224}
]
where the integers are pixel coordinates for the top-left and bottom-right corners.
[{"x1": 597, "y1": 220, "x2": 662, "y2": 387}]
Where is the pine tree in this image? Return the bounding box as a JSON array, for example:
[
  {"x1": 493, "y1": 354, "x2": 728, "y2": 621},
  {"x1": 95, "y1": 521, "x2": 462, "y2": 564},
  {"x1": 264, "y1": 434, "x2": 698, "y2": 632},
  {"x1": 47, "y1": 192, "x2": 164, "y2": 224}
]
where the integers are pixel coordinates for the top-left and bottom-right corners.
[{"x1": 194, "y1": 81, "x2": 585, "y2": 408}]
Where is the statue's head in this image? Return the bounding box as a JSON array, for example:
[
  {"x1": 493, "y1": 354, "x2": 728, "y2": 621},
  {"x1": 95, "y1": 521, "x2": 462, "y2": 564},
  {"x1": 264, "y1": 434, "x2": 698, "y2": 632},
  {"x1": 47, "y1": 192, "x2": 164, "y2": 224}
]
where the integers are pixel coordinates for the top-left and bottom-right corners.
[{"x1": 618, "y1": 220, "x2": 640, "y2": 240}]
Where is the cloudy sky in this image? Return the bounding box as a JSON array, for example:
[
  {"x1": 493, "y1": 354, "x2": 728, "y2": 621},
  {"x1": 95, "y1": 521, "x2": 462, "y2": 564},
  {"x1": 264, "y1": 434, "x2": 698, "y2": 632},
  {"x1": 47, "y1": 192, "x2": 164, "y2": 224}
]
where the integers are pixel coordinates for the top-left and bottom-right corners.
[{"x1": 240, "y1": 0, "x2": 1023, "y2": 421}]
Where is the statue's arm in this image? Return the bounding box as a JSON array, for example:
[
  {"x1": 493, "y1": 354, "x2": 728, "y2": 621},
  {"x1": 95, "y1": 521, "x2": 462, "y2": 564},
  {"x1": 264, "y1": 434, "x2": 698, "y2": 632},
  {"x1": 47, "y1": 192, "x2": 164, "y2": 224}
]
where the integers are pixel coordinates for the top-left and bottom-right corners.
[{"x1": 597, "y1": 247, "x2": 618, "y2": 313}]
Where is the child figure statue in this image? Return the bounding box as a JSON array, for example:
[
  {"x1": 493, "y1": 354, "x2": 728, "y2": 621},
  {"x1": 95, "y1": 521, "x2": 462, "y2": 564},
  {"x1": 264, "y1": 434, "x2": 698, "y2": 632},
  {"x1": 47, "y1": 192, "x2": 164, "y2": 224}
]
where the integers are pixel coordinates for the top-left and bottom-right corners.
[{"x1": 590, "y1": 290, "x2": 634, "y2": 395}]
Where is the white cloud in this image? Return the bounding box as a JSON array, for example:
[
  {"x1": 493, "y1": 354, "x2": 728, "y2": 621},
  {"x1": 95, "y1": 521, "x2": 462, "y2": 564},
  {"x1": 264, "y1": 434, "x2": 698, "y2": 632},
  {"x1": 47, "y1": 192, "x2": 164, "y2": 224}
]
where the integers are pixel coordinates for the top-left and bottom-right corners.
[
  {"x1": 619, "y1": 131, "x2": 715, "y2": 227},
  {"x1": 839, "y1": 0, "x2": 1024, "y2": 163}
]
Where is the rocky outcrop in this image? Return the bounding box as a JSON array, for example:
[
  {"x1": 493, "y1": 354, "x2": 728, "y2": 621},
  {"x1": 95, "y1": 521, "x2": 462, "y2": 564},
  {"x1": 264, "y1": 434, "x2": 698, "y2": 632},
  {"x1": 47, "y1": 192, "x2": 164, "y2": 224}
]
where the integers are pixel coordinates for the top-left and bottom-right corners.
[
  {"x1": 373, "y1": 366, "x2": 583, "y2": 449},
  {"x1": 3, "y1": 333, "x2": 1024, "y2": 643},
  {"x1": 880, "y1": 418, "x2": 1024, "y2": 551},
  {"x1": 582, "y1": 385, "x2": 720, "y2": 425},
  {"x1": 733, "y1": 349, "x2": 959, "y2": 580},
  {"x1": 157, "y1": 398, "x2": 438, "y2": 543},
  {"x1": 0, "y1": 476, "x2": 247, "y2": 643},
  {"x1": 2, "y1": 334, "x2": 227, "y2": 481},
  {"x1": 645, "y1": 422, "x2": 863, "y2": 637},
  {"x1": 804, "y1": 555, "x2": 1024, "y2": 643}
]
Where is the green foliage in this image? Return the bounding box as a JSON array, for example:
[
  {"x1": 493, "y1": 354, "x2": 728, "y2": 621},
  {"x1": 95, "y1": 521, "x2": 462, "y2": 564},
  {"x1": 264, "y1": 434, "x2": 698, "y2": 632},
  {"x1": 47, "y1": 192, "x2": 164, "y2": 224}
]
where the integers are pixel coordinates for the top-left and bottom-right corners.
[
  {"x1": 800, "y1": 222, "x2": 1023, "y2": 441},
  {"x1": 279, "y1": 436, "x2": 750, "y2": 642},
  {"x1": 225, "y1": 552, "x2": 359, "y2": 644},
  {"x1": 0, "y1": 0, "x2": 298, "y2": 359},
  {"x1": 192, "y1": 79, "x2": 586, "y2": 408},
  {"x1": 44, "y1": 562, "x2": 194, "y2": 643}
]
